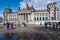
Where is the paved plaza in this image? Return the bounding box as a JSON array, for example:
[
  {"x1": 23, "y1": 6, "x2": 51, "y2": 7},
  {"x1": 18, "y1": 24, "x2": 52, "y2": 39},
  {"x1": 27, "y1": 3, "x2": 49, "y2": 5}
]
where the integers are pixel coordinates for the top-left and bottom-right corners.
[{"x1": 0, "y1": 24, "x2": 60, "y2": 40}]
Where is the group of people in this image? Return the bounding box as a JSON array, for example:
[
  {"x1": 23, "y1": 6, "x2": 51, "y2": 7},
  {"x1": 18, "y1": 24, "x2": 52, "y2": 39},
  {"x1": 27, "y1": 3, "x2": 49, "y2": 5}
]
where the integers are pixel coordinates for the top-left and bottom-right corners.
[
  {"x1": 7, "y1": 23, "x2": 13, "y2": 30},
  {"x1": 44, "y1": 22, "x2": 60, "y2": 29}
]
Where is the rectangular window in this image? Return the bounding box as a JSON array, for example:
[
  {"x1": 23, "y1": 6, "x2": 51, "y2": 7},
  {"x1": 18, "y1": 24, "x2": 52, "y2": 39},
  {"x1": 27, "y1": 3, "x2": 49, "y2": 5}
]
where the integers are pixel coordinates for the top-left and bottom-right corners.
[
  {"x1": 40, "y1": 14, "x2": 41, "y2": 16},
  {"x1": 46, "y1": 14, "x2": 47, "y2": 16},
  {"x1": 34, "y1": 14, "x2": 36, "y2": 16}
]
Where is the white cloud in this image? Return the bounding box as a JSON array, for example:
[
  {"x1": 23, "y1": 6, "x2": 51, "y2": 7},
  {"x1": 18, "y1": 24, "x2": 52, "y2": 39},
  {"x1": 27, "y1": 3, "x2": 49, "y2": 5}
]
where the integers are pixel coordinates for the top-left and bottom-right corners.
[
  {"x1": 20, "y1": 0, "x2": 60, "y2": 10},
  {"x1": 20, "y1": 2, "x2": 26, "y2": 9}
]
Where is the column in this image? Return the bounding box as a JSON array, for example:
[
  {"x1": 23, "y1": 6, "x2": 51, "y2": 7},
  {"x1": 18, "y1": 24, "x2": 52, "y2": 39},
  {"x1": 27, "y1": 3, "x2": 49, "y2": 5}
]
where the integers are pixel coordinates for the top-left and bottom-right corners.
[
  {"x1": 56, "y1": 11, "x2": 58, "y2": 20},
  {"x1": 22, "y1": 13, "x2": 24, "y2": 22},
  {"x1": 28, "y1": 13, "x2": 30, "y2": 22},
  {"x1": 28, "y1": 13, "x2": 31, "y2": 22},
  {"x1": 21, "y1": 13, "x2": 23, "y2": 21},
  {"x1": 25, "y1": 13, "x2": 26, "y2": 22}
]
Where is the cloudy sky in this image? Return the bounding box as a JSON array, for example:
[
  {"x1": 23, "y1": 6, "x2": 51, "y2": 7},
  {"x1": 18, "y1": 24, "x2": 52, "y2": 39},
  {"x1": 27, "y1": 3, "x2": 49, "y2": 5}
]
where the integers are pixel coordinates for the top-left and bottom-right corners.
[
  {"x1": 0, "y1": 0, "x2": 60, "y2": 17},
  {"x1": 20, "y1": 0, "x2": 60, "y2": 10}
]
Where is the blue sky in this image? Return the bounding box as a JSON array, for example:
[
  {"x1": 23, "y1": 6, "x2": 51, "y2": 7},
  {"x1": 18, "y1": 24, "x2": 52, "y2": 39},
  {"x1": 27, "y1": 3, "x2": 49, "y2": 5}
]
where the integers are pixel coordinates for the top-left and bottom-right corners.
[
  {"x1": 0, "y1": 0, "x2": 60, "y2": 17},
  {"x1": 0, "y1": 0, "x2": 22, "y2": 15}
]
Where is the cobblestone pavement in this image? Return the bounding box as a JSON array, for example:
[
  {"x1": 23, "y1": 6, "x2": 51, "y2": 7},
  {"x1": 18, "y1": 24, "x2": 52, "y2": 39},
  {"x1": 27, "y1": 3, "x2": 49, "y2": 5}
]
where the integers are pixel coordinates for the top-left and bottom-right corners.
[{"x1": 0, "y1": 24, "x2": 60, "y2": 40}]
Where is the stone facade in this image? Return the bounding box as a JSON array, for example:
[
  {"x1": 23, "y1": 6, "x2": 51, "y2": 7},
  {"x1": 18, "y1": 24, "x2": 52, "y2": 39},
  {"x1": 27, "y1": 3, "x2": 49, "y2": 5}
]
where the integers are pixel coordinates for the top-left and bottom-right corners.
[{"x1": 3, "y1": 2, "x2": 60, "y2": 24}]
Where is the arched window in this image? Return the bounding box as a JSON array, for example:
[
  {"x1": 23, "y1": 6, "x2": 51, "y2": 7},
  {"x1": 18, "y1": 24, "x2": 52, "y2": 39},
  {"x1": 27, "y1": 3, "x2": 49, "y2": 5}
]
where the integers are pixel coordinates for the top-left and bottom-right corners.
[
  {"x1": 34, "y1": 17, "x2": 36, "y2": 21},
  {"x1": 40, "y1": 17, "x2": 41, "y2": 20},
  {"x1": 46, "y1": 17, "x2": 48, "y2": 20},
  {"x1": 18, "y1": 14, "x2": 20, "y2": 15},
  {"x1": 21, "y1": 13, "x2": 22, "y2": 15},
  {"x1": 43, "y1": 17, "x2": 44, "y2": 20}
]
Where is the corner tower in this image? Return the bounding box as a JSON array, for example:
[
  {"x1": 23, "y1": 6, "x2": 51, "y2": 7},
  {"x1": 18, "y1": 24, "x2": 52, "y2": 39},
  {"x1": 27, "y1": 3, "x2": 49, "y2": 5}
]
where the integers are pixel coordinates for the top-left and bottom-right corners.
[
  {"x1": 4, "y1": 7, "x2": 12, "y2": 24},
  {"x1": 47, "y1": 2, "x2": 59, "y2": 20}
]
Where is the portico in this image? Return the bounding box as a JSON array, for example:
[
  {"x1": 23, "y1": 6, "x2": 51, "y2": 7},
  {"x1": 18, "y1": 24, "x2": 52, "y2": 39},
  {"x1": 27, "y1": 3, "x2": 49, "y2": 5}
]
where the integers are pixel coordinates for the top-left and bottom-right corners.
[{"x1": 18, "y1": 12, "x2": 31, "y2": 23}]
